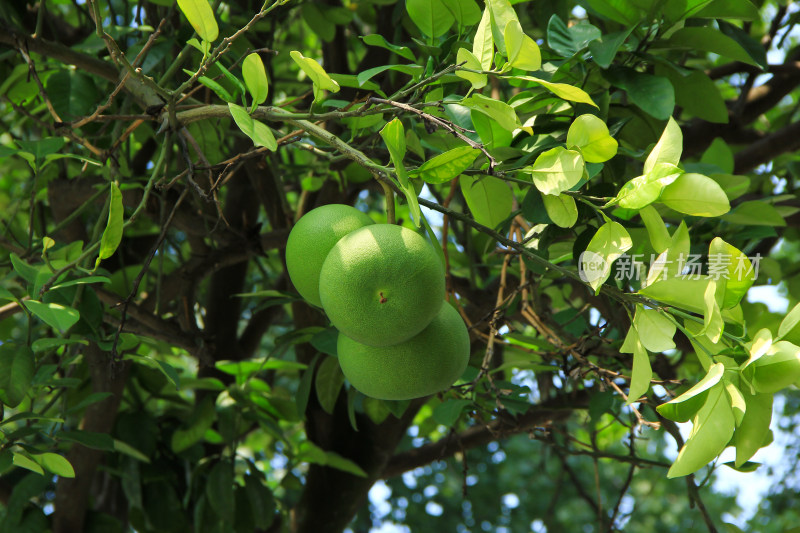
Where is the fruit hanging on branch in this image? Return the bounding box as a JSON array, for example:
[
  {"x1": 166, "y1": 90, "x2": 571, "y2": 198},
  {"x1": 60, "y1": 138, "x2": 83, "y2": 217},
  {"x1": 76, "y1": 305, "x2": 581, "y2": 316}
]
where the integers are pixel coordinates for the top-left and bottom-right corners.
[{"x1": 286, "y1": 204, "x2": 469, "y2": 400}]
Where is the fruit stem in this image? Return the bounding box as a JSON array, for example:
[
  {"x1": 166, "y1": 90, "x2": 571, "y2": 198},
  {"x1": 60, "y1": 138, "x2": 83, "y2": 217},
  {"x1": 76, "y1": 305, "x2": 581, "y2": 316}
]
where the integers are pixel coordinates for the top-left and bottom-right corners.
[{"x1": 380, "y1": 181, "x2": 396, "y2": 224}]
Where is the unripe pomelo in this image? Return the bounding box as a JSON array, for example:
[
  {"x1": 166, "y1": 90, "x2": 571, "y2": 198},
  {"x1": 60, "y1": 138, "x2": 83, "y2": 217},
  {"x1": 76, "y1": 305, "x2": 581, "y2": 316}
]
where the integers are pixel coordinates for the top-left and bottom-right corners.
[
  {"x1": 285, "y1": 204, "x2": 374, "y2": 307},
  {"x1": 337, "y1": 303, "x2": 470, "y2": 400},
  {"x1": 319, "y1": 224, "x2": 445, "y2": 347}
]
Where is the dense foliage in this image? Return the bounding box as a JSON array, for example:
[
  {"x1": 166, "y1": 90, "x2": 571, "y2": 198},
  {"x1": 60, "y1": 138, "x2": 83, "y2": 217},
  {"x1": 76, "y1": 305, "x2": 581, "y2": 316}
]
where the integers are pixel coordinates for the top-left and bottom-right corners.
[{"x1": 1, "y1": 0, "x2": 800, "y2": 531}]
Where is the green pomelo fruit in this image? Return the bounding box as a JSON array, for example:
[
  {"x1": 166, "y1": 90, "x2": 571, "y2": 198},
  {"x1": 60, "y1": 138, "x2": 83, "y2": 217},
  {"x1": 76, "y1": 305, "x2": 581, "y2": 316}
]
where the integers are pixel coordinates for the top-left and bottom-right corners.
[
  {"x1": 337, "y1": 303, "x2": 470, "y2": 400},
  {"x1": 285, "y1": 204, "x2": 374, "y2": 307},
  {"x1": 319, "y1": 224, "x2": 445, "y2": 346}
]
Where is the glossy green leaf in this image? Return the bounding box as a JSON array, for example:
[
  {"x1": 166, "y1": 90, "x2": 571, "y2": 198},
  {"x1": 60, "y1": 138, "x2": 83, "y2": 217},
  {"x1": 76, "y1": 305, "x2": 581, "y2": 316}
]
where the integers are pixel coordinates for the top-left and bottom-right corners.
[
  {"x1": 244, "y1": 475, "x2": 276, "y2": 529},
  {"x1": 634, "y1": 306, "x2": 676, "y2": 352},
  {"x1": 694, "y1": 0, "x2": 760, "y2": 20},
  {"x1": 699, "y1": 280, "x2": 723, "y2": 343},
  {"x1": 356, "y1": 64, "x2": 423, "y2": 87},
  {"x1": 646, "y1": 220, "x2": 690, "y2": 285},
  {"x1": 588, "y1": 27, "x2": 635, "y2": 69},
  {"x1": 751, "y1": 341, "x2": 800, "y2": 393},
  {"x1": 542, "y1": 193, "x2": 578, "y2": 228},
  {"x1": 547, "y1": 15, "x2": 600, "y2": 57},
  {"x1": 95, "y1": 182, "x2": 123, "y2": 269},
  {"x1": 433, "y1": 399, "x2": 472, "y2": 426},
  {"x1": 228, "y1": 103, "x2": 277, "y2": 150},
  {"x1": 645, "y1": 117, "x2": 683, "y2": 174},
  {"x1": 362, "y1": 34, "x2": 416, "y2": 62},
  {"x1": 23, "y1": 300, "x2": 80, "y2": 331},
  {"x1": 658, "y1": 363, "x2": 724, "y2": 422},
  {"x1": 486, "y1": 0, "x2": 518, "y2": 55},
  {"x1": 315, "y1": 356, "x2": 345, "y2": 415},
  {"x1": 708, "y1": 237, "x2": 755, "y2": 308},
  {"x1": 45, "y1": 71, "x2": 99, "y2": 123},
  {"x1": 290, "y1": 51, "x2": 341, "y2": 100},
  {"x1": 297, "y1": 441, "x2": 367, "y2": 477},
  {"x1": 207, "y1": 461, "x2": 235, "y2": 523},
  {"x1": 504, "y1": 20, "x2": 541, "y2": 71},
  {"x1": 242, "y1": 53, "x2": 268, "y2": 108},
  {"x1": 58, "y1": 430, "x2": 115, "y2": 451},
  {"x1": 639, "y1": 278, "x2": 711, "y2": 315},
  {"x1": 177, "y1": 0, "x2": 219, "y2": 42},
  {"x1": 743, "y1": 328, "x2": 773, "y2": 371},
  {"x1": 406, "y1": 0, "x2": 454, "y2": 37},
  {"x1": 455, "y1": 48, "x2": 488, "y2": 89},
  {"x1": 523, "y1": 147, "x2": 585, "y2": 196},
  {"x1": 718, "y1": 20, "x2": 768, "y2": 69},
  {"x1": 171, "y1": 396, "x2": 216, "y2": 453},
  {"x1": 380, "y1": 119, "x2": 420, "y2": 224},
  {"x1": 660, "y1": 67, "x2": 728, "y2": 124},
  {"x1": 460, "y1": 94, "x2": 522, "y2": 133},
  {"x1": 12, "y1": 453, "x2": 44, "y2": 475},
  {"x1": 701, "y1": 137, "x2": 735, "y2": 173},
  {"x1": 734, "y1": 391, "x2": 772, "y2": 467},
  {"x1": 668, "y1": 26, "x2": 760, "y2": 67},
  {"x1": 584, "y1": 0, "x2": 643, "y2": 25},
  {"x1": 581, "y1": 219, "x2": 632, "y2": 291},
  {"x1": 303, "y1": 3, "x2": 335, "y2": 42},
  {"x1": 512, "y1": 76, "x2": 598, "y2": 107},
  {"x1": 615, "y1": 163, "x2": 682, "y2": 210},
  {"x1": 566, "y1": 114, "x2": 618, "y2": 163},
  {"x1": 663, "y1": 0, "x2": 715, "y2": 23},
  {"x1": 460, "y1": 174, "x2": 513, "y2": 229},
  {"x1": 639, "y1": 205, "x2": 671, "y2": 254},
  {"x1": 471, "y1": 110, "x2": 512, "y2": 149},
  {"x1": 34, "y1": 453, "x2": 74, "y2": 478},
  {"x1": 721, "y1": 200, "x2": 786, "y2": 227},
  {"x1": 667, "y1": 383, "x2": 734, "y2": 478},
  {"x1": 472, "y1": 6, "x2": 495, "y2": 70},
  {"x1": 619, "y1": 328, "x2": 652, "y2": 405},
  {"x1": 441, "y1": 0, "x2": 481, "y2": 29},
  {"x1": 660, "y1": 173, "x2": 730, "y2": 216},
  {"x1": 380, "y1": 118, "x2": 408, "y2": 185},
  {"x1": 606, "y1": 69, "x2": 674, "y2": 120},
  {"x1": 778, "y1": 303, "x2": 800, "y2": 341},
  {"x1": 413, "y1": 146, "x2": 479, "y2": 184},
  {"x1": 0, "y1": 345, "x2": 35, "y2": 408}
]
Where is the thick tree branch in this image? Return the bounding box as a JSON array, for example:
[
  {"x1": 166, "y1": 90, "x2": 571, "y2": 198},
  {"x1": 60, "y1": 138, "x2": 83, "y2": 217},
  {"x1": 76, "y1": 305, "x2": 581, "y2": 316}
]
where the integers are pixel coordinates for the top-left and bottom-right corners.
[
  {"x1": 53, "y1": 343, "x2": 130, "y2": 533},
  {"x1": 382, "y1": 396, "x2": 586, "y2": 479},
  {"x1": 734, "y1": 120, "x2": 800, "y2": 174}
]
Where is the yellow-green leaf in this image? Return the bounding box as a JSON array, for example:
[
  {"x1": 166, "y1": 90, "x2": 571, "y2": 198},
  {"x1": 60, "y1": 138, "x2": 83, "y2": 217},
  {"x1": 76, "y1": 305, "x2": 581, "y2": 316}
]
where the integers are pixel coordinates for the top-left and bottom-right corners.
[
  {"x1": 504, "y1": 20, "x2": 541, "y2": 71},
  {"x1": 460, "y1": 174, "x2": 513, "y2": 229},
  {"x1": 581, "y1": 220, "x2": 632, "y2": 292},
  {"x1": 455, "y1": 48, "x2": 488, "y2": 89},
  {"x1": 472, "y1": 7, "x2": 495, "y2": 70},
  {"x1": 95, "y1": 182, "x2": 123, "y2": 269},
  {"x1": 667, "y1": 383, "x2": 735, "y2": 478},
  {"x1": 228, "y1": 103, "x2": 277, "y2": 150},
  {"x1": 659, "y1": 173, "x2": 730, "y2": 217},
  {"x1": 566, "y1": 114, "x2": 618, "y2": 163},
  {"x1": 290, "y1": 51, "x2": 340, "y2": 101},
  {"x1": 177, "y1": 0, "x2": 219, "y2": 42},
  {"x1": 412, "y1": 146, "x2": 479, "y2": 184},
  {"x1": 542, "y1": 193, "x2": 578, "y2": 228},
  {"x1": 512, "y1": 76, "x2": 598, "y2": 107},
  {"x1": 523, "y1": 146, "x2": 584, "y2": 196},
  {"x1": 633, "y1": 306, "x2": 676, "y2": 352},
  {"x1": 243, "y1": 53, "x2": 269, "y2": 107}
]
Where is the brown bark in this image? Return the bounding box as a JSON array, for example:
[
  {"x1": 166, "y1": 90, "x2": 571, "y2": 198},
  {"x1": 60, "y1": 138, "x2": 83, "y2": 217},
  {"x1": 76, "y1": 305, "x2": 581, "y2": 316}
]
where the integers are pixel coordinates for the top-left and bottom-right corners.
[{"x1": 53, "y1": 343, "x2": 130, "y2": 533}]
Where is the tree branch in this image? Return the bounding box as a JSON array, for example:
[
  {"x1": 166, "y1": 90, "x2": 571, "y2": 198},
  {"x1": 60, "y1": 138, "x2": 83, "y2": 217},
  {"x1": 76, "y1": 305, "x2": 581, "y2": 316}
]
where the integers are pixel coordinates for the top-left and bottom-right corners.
[{"x1": 382, "y1": 399, "x2": 583, "y2": 479}]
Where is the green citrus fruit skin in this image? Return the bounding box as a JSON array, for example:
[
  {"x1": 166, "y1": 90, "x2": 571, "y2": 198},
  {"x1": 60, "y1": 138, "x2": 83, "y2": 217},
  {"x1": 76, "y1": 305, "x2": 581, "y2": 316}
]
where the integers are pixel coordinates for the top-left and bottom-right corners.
[
  {"x1": 285, "y1": 204, "x2": 374, "y2": 307},
  {"x1": 319, "y1": 224, "x2": 445, "y2": 347},
  {"x1": 337, "y1": 303, "x2": 470, "y2": 400}
]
